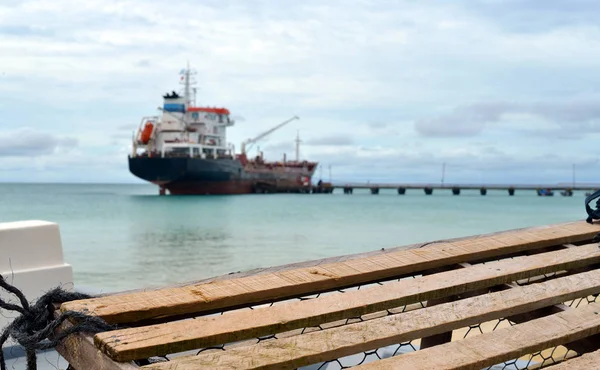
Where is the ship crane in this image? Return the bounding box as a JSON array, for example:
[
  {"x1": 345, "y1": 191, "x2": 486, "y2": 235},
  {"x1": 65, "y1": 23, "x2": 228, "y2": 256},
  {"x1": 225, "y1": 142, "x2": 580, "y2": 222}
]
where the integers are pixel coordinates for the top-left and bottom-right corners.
[{"x1": 241, "y1": 116, "x2": 299, "y2": 155}]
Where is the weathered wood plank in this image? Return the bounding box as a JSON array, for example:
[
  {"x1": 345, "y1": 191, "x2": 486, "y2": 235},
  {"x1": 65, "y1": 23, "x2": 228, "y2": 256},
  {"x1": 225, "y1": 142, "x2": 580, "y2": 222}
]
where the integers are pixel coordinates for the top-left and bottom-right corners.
[
  {"x1": 96, "y1": 243, "x2": 600, "y2": 362},
  {"x1": 54, "y1": 317, "x2": 139, "y2": 370},
  {"x1": 508, "y1": 302, "x2": 600, "y2": 354},
  {"x1": 352, "y1": 301, "x2": 600, "y2": 370},
  {"x1": 139, "y1": 269, "x2": 600, "y2": 370},
  {"x1": 545, "y1": 349, "x2": 600, "y2": 369},
  {"x1": 62, "y1": 221, "x2": 600, "y2": 325}
]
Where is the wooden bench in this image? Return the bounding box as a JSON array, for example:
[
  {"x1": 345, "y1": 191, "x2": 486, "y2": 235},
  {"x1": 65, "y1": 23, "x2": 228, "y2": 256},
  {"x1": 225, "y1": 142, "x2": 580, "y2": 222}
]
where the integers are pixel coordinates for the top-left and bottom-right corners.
[{"x1": 54, "y1": 220, "x2": 600, "y2": 369}]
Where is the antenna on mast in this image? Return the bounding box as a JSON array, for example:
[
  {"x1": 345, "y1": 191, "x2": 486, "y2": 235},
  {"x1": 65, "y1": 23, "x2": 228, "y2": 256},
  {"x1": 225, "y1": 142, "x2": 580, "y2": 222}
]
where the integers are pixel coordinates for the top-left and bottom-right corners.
[
  {"x1": 295, "y1": 130, "x2": 302, "y2": 162},
  {"x1": 180, "y1": 61, "x2": 197, "y2": 107}
]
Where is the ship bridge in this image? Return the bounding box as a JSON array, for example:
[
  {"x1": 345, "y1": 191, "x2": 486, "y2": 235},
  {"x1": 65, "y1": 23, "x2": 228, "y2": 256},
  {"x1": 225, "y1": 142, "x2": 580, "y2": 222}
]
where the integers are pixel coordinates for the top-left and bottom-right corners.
[{"x1": 131, "y1": 65, "x2": 237, "y2": 160}]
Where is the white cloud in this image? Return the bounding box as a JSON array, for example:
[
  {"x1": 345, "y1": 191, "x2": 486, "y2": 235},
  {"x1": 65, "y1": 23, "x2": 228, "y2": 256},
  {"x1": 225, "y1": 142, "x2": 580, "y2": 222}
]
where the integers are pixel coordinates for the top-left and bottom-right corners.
[
  {"x1": 414, "y1": 100, "x2": 600, "y2": 138},
  {"x1": 0, "y1": 128, "x2": 78, "y2": 157}
]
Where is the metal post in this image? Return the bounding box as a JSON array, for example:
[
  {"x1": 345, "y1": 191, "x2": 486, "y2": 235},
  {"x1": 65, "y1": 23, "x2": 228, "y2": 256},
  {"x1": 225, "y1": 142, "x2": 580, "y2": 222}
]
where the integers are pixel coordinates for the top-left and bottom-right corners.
[
  {"x1": 295, "y1": 130, "x2": 301, "y2": 162},
  {"x1": 441, "y1": 162, "x2": 446, "y2": 187},
  {"x1": 329, "y1": 165, "x2": 332, "y2": 183}
]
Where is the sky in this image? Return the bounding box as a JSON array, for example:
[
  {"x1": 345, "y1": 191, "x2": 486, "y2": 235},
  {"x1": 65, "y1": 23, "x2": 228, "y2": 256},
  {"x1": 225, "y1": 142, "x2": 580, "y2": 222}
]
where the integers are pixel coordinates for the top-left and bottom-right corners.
[{"x1": 1, "y1": 0, "x2": 600, "y2": 184}]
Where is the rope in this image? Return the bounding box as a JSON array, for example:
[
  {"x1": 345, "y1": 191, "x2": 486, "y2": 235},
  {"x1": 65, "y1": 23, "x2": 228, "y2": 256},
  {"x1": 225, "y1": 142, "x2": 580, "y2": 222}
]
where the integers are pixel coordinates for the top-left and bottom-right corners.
[
  {"x1": 584, "y1": 189, "x2": 600, "y2": 243},
  {"x1": 585, "y1": 189, "x2": 600, "y2": 224},
  {"x1": 0, "y1": 275, "x2": 115, "y2": 370}
]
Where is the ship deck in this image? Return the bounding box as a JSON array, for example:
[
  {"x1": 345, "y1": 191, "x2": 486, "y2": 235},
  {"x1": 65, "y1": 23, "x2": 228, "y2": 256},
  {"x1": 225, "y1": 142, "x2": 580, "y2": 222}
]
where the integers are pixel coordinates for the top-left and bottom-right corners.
[{"x1": 53, "y1": 220, "x2": 600, "y2": 369}]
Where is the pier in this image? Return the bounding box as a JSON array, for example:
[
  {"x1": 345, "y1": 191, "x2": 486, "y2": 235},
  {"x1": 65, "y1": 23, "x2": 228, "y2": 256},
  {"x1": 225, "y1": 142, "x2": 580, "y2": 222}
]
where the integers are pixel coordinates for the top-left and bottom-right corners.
[
  {"x1": 310, "y1": 182, "x2": 600, "y2": 196},
  {"x1": 52, "y1": 220, "x2": 600, "y2": 369}
]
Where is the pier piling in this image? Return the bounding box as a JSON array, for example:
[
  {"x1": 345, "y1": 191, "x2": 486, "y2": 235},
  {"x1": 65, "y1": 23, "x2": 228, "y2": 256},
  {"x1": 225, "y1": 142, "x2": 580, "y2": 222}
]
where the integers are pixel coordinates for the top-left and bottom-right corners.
[
  {"x1": 397, "y1": 188, "x2": 406, "y2": 195},
  {"x1": 424, "y1": 187, "x2": 433, "y2": 195},
  {"x1": 452, "y1": 187, "x2": 461, "y2": 195},
  {"x1": 480, "y1": 188, "x2": 487, "y2": 196},
  {"x1": 370, "y1": 187, "x2": 379, "y2": 195}
]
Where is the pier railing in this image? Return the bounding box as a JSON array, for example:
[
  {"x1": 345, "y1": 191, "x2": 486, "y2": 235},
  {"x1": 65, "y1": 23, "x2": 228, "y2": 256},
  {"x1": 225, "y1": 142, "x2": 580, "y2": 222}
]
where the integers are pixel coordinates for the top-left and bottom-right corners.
[
  {"x1": 320, "y1": 182, "x2": 600, "y2": 196},
  {"x1": 332, "y1": 182, "x2": 600, "y2": 190}
]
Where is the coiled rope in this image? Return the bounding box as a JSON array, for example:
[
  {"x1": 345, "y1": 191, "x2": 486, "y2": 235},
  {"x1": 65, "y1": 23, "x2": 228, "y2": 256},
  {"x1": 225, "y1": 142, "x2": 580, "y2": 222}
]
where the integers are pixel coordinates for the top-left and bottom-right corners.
[
  {"x1": 585, "y1": 189, "x2": 600, "y2": 224},
  {"x1": 0, "y1": 275, "x2": 115, "y2": 370},
  {"x1": 584, "y1": 189, "x2": 600, "y2": 242}
]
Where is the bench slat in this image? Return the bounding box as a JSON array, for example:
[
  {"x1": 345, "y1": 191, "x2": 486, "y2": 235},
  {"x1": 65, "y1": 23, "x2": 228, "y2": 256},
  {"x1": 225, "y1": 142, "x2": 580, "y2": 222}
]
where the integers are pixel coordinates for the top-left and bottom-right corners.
[
  {"x1": 353, "y1": 301, "x2": 600, "y2": 370},
  {"x1": 95, "y1": 242, "x2": 600, "y2": 361}
]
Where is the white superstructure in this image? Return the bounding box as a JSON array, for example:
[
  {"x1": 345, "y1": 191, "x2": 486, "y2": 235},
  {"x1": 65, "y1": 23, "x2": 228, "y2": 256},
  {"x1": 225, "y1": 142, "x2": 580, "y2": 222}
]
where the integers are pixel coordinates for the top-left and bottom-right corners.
[
  {"x1": 130, "y1": 63, "x2": 305, "y2": 166},
  {"x1": 131, "y1": 64, "x2": 236, "y2": 159}
]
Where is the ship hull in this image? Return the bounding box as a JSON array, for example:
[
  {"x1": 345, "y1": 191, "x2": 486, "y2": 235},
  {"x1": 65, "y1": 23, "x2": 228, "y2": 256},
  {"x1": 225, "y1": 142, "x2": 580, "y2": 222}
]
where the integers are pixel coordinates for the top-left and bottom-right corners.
[{"x1": 128, "y1": 156, "x2": 314, "y2": 195}]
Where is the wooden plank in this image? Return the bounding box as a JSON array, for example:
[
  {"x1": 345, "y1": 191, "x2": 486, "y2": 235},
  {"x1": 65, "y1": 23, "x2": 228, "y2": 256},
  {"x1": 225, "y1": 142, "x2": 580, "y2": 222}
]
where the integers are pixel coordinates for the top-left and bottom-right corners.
[
  {"x1": 95, "y1": 243, "x2": 600, "y2": 362},
  {"x1": 508, "y1": 302, "x2": 600, "y2": 354},
  {"x1": 54, "y1": 317, "x2": 139, "y2": 370},
  {"x1": 352, "y1": 301, "x2": 600, "y2": 370},
  {"x1": 545, "y1": 349, "x2": 600, "y2": 369},
  {"x1": 139, "y1": 269, "x2": 600, "y2": 370},
  {"x1": 62, "y1": 221, "x2": 600, "y2": 325},
  {"x1": 422, "y1": 256, "x2": 595, "y2": 352}
]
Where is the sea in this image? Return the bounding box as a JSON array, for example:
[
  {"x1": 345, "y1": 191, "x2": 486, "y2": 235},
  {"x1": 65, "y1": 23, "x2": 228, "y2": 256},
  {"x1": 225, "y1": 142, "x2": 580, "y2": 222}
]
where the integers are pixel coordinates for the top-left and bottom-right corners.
[
  {"x1": 0, "y1": 182, "x2": 588, "y2": 369},
  {"x1": 0, "y1": 183, "x2": 588, "y2": 293}
]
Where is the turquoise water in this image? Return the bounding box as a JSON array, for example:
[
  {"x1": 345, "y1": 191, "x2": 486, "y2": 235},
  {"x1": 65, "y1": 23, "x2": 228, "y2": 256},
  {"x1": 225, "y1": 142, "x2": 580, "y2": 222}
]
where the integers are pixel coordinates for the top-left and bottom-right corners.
[{"x1": 0, "y1": 183, "x2": 588, "y2": 293}]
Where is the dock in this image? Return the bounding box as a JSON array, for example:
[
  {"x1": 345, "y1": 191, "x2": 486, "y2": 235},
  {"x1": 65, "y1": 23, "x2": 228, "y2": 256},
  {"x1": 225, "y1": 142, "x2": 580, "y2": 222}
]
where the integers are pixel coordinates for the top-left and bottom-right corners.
[
  {"x1": 52, "y1": 220, "x2": 600, "y2": 369},
  {"x1": 311, "y1": 182, "x2": 600, "y2": 196}
]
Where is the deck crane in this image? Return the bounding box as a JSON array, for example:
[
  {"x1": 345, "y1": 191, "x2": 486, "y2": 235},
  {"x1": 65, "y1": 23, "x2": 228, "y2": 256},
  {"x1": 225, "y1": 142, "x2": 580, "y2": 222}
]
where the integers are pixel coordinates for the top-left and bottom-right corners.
[{"x1": 241, "y1": 116, "x2": 299, "y2": 155}]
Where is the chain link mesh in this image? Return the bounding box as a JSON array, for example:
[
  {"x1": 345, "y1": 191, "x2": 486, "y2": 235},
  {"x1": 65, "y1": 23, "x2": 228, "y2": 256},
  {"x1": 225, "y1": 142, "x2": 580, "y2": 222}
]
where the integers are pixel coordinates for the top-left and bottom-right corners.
[{"x1": 135, "y1": 264, "x2": 600, "y2": 370}]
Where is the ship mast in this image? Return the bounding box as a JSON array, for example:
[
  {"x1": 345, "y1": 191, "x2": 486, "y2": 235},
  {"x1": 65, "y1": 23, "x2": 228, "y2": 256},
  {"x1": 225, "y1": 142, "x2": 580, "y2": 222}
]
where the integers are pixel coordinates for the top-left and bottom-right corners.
[
  {"x1": 180, "y1": 61, "x2": 197, "y2": 107},
  {"x1": 295, "y1": 130, "x2": 301, "y2": 162}
]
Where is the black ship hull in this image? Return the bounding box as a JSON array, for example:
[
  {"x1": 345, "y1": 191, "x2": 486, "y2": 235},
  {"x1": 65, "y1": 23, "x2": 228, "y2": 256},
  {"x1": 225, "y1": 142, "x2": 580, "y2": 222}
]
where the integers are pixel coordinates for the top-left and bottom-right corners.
[{"x1": 128, "y1": 156, "x2": 314, "y2": 195}]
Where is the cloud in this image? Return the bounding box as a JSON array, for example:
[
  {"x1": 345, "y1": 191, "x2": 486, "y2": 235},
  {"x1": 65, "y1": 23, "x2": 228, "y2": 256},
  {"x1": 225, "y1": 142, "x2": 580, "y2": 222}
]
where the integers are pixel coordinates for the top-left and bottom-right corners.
[
  {"x1": 263, "y1": 142, "x2": 293, "y2": 155},
  {"x1": 530, "y1": 100, "x2": 600, "y2": 129},
  {"x1": 0, "y1": 128, "x2": 78, "y2": 157},
  {"x1": 0, "y1": 25, "x2": 53, "y2": 37},
  {"x1": 367, "y1": 122, "x2": 388, "y2": 130},
  {"x1": 415, "y1": 100, "x2": 600, "y2": 138},
  {"x1": 305, "y1": 134, "x2": 354, "y2": 146},
  {"x1": 415, "y1": 103, "x2": 513, "y2": 137},
  {"x1": 0, "y1": 136, "x2": 134, "y2": 183},
  {"x1": 135, "y1": 59, "x2": 151, "y2": 67},
  {"x1": 117, "y1": 124, "x2": 136, "y2": 131},
  {"x1": 462, "y1": 0, "x2": 600, "y2": 34}
]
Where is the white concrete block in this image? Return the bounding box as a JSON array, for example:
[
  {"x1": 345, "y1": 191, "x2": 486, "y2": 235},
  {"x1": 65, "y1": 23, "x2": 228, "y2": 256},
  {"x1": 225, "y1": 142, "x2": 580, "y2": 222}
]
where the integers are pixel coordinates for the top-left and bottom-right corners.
[
  {"x1": 0, "y1": 220, "x2": 66, "y2": 272},
  {"x1": 0, "y1": 220, "x2": 74, "y2": 339}
]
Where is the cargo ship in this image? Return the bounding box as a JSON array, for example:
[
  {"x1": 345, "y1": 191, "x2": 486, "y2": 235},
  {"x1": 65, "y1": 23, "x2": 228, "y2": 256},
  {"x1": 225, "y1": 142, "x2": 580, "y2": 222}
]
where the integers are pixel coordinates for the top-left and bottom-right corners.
[{"x1": 128, "y1": 65, "x2": 318, "y2": 195}]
